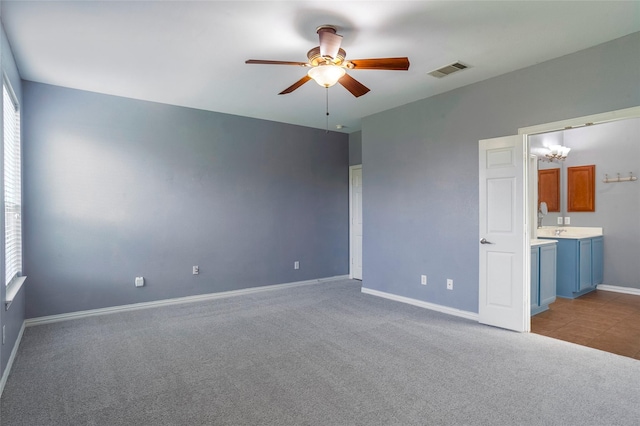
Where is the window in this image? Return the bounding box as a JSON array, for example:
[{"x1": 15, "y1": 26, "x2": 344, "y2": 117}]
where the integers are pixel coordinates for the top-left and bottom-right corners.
[{"x1": 3, "y1": 77, "x2": 22, "y2": 288}]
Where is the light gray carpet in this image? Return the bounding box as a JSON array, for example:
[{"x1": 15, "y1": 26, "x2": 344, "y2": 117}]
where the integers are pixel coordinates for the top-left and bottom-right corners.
[{"x1": 1, "y1": 279, "x2": 639, "y2": 425}]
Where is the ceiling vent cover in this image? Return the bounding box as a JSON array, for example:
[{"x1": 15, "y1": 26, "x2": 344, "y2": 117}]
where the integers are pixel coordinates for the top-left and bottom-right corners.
[{"x1": 428, "y1": 61, "x2": 469, "y2": 78}]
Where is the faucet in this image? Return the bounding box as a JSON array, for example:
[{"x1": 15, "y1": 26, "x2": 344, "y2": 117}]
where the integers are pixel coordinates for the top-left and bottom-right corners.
[{"x1": 555, "y1": 228, "x2": 567, "y2": 236}]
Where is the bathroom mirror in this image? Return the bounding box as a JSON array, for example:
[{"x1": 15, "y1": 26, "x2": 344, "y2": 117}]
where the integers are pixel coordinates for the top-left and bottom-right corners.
[{"x1": 530, "y1": 131, "x2": 571, "y2": 233}]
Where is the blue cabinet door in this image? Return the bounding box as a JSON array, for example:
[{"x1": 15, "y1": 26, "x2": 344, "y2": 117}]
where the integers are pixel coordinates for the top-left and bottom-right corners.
[
  {"x1": 592, "y1": 237, "x2": 604, "y2": 285},
  {"x1": 578, "y1": 239, "x2": 592, "y2": 291},
  {"x1": 552, "y1": 238, "x2": 579, "y2": 298},
  {"x1": 531, "y1": 243, "x2": 557, "y2": 316},
  {"x1": 531, "y1": 246, "x2": 540, "y2": 310},
  {"x1": 539, "y1": 244, "x2": 557, "y2": 307}
]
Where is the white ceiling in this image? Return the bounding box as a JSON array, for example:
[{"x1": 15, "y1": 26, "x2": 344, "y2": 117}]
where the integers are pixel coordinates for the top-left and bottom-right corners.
[{"x1": 2, "y1": 1, "x2": 639, "y2": 133}]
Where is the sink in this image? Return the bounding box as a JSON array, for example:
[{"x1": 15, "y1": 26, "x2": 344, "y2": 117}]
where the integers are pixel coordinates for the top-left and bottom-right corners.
[{"x1": 536, "y1": 226, "x2": 603, "y2": 239}]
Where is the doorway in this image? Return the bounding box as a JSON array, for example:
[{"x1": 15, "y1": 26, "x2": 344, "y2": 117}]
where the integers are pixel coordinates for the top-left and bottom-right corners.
[
  {"x1": 519, "y1": 106, "x2": 640, "y2": 331},
  {"x1": 349, "y1": 165, "x2": 363, "y2": 280}
]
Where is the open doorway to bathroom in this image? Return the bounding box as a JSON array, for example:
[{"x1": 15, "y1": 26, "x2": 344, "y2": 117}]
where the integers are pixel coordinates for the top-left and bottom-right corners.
[{"x1": 520, "y1": 107, "x2": 640, "y2": 359}]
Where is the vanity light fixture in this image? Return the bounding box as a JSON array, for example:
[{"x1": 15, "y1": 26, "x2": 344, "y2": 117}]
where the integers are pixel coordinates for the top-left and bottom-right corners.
[{"x1": 544, "y1": 144, "x2": 571, "y2": 162}]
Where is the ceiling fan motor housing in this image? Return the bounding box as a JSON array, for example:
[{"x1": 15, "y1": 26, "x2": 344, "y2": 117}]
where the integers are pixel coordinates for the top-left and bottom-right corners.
[{"x1": 307, "y1": 46, "x2": 347, "y2": 66}]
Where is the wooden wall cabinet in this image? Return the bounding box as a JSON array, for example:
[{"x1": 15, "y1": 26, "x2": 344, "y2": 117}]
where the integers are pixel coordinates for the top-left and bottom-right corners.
[
  {"x1": 538, "y1": 168, "x2": 560, "y2": 212},
  {"x1": 567, "y1": 165, "x2": 595, "y2": 212}
]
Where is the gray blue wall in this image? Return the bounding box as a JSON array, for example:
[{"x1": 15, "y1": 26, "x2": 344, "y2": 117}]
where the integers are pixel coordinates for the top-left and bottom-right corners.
[
  {"x1": 23, "y1": 82, "x2": 349, "y2": 318},
  {"x1": 349, "y1": 131, "x2": 362, "y2": 166},
  {"x1": 361, "y1": 32, "x2": 640, "y2": 313},
  {"x1": 1, "y1": 18, "x2": 25, "y2": 378},
  {"x1": 532, "y1": 118, "x2": 640, "y2": 288}
]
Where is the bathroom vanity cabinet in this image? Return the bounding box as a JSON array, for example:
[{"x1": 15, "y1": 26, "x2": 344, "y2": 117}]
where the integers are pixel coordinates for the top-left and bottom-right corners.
[
  {"x1": 531, "y1": 241, "x2": 557, "y2": 315},
  {"x1": 543, "y1": 236, "x2": 603, "y2": 298}
]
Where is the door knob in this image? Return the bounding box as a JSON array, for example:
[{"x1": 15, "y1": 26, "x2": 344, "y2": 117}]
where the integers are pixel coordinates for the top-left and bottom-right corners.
[{"x1": 480, "y1": 238, "x2": 493, "y2": 244}]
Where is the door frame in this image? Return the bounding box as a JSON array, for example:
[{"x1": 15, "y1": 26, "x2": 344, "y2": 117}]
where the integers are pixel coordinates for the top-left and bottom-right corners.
[
  {"x1": 516, "y1": 105, "x2": 640, "y2": 330},
  {"x1": 349, "y1": 165, "x2": 362, "y2": 280},
  {"x1": 518, "y1": 106, "x2": 640, "y2": 137}
]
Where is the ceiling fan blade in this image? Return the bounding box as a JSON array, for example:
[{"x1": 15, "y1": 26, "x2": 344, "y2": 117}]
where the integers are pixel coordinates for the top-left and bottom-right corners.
[
  {"x1": 279, "y1": 75, "x2": 312, "y2": 95},
  {"x1": 349, "y1": 57, "x2": 410, "y2": 70},
  {"x1": 319, "y1": 29, "x2": 343, "y2": 60},
  {"x1": 338, "y1": 73, "x2": 370, "y2": 98},
  {"x1": 246, "y1": 59, "x2": 308, "y2": 67}
]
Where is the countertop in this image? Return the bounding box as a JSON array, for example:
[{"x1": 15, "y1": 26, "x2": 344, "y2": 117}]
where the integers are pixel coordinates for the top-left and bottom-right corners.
[
  {"x1": 536, "y1": 226, "x2": 603, "y2": 239},
  {"x1": 531, "y1": 239, "x2": 558, "y2": 246}
]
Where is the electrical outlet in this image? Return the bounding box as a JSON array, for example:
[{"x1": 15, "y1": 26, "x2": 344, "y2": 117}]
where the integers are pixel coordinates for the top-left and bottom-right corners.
[
  {"x1": 134, "y1": 276, "x2": 144, "y2": 287},
  {"x1": 447, "y1": 279, "x2": 453, "y2": 290},
  {"x1": 564, "y1": 217, "x2": 570, "y2": 225},
  {"x1": 294, "y1": 261, "x2": 300, "y2": 270},
  {"x1": 421, "y1": 275, "x2": 427, "y2": 285},
  {"x1": 557, "y1": 217, "x2": 563, "y2": 225},
  {"x1": 193, "y1": 266, "x2": 199, "y2": 275}
]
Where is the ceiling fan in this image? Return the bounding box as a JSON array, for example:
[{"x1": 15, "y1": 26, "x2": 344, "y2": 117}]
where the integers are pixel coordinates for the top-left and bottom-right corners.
[{"x1": 245, "y1": 25, "x2": 410, "y2": 98}]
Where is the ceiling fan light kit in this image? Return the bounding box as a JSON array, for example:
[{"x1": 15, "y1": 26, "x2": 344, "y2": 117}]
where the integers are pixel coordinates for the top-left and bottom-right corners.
[
  {"x1": 246, "y1": 25, "x2": 410, "y2": 98},
  {"x1": 307, "y1": 65, "x2": 346, "y2": 87}
]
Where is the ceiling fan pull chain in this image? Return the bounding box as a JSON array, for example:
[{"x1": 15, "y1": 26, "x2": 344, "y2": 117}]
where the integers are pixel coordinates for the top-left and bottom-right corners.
[{"x1": 325, "y1": 87, "x2": 330, "y2": 133}]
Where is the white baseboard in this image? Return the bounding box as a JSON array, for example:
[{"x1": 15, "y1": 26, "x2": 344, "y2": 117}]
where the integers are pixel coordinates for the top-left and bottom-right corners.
[
  {"x1": 597, "y1": 284, "x2": 640, "y2": 296},
  {"x1": 0, "y1": 321, "x2": 25, "y2": 398},
  {"x1": 361, "y1": 287, "x2": 479, "y2": 322},
  {"x1": 25, "y1": 275, "x2": 350, "y2": 327}
]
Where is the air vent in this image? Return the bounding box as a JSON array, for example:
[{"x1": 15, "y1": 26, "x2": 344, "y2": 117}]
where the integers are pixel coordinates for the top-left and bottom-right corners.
[{"x1": 428, "y1": 61, "x2": 469, "y2": 78}]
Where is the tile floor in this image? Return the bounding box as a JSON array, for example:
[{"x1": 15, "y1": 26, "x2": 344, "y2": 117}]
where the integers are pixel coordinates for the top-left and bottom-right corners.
[{"x1": 531, "y1": 290, "x2": 640, "y2": 360}]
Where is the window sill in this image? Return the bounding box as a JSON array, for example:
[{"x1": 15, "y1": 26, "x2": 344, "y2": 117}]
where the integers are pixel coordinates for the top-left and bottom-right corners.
[{"x1": 5, "y1": 276, "x2": 26, "y2": 310}]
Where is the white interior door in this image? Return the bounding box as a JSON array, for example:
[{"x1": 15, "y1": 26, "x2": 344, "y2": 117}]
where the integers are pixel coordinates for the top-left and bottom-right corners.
[
  {"x1": 479, "y1": 135, "x2": 529, "y2": 332},
  {"x1": 350, "y1": 166, "x2": 363, "y2": 280}
]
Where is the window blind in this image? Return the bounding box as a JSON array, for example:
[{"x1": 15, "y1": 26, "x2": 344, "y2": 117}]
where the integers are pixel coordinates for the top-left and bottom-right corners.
[{"x1": 4, "y1": 80, "x2": 22, "y2": 286}]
